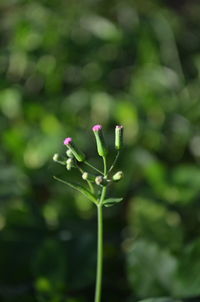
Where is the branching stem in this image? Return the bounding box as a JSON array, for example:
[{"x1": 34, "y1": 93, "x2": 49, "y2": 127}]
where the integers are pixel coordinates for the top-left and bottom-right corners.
[
  {"x1": 108, "y1": 151, "x2": 120, "y2": 174},
  {"x1": 84, "y1": 161, "x2": 104, "y2": 175},
  {"x1": 87, "y1": 180, "x2": 95, "y2": 194}
]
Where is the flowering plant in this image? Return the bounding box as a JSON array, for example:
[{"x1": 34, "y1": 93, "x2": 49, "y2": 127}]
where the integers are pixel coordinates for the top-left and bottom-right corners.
[{"x1": 53, "y1": 124, "x2": 124, "y2": 302}]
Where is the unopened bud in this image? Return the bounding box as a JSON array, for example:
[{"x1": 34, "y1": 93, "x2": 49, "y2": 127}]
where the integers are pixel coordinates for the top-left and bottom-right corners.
[
  {"x1": 115, "y1": 125, "x2": 123, "y2": 150},
  {"x1": 82, "y1": 172, "x2": 95, "y2": 182},
  {"x1": 92, "y1": 125, "x2": 107, "y2": 157},
  {"x1": 64, "y1": 137, "x2": 85, "y2": 162},
  {"x1": 53, "y1": 153, "x2": 65, "y2": 165},
  {"x1": 53, "y1": 153, "x2": 59, "y2": 162},
  {"x1": 66, "y1": 149, "x2": 74, "y2": 158},
  {"x1": 112, "y1": 171, "x2": 123, "y2": 182},
  {"x1": 82, "y1": 172, "x2": 89, "y2": 180},
  {"x1": 95, "y1": 175, "x2": 108, "y2": 186},
  {"x1": 66, "y1": 158, "x2": 74, "y2": 170},
  {"x1": 66, "y1": 158, "x2": 73, "y2": 165},
  {"x1": 95, "y1": 176, "x2": 103, "y2": 185}
]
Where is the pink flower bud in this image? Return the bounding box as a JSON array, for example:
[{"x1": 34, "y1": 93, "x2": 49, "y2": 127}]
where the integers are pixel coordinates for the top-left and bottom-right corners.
[
  {"x1": 92, "y1": 125, "x2": 102, "y2": 131},
  {"x1": 92, "y1": 124, "x2": 107, "y2": 157},
  {"x1": 64, "y1": 137, "x2": 72, "y2": 145},
  {"x1": 63, "y1": 137, "x2": 85, "y2": 162}
]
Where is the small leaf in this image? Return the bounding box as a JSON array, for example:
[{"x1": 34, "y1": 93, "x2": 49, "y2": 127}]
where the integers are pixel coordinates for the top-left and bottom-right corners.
[
  {"x1": 53, "y1": 176, "x2": 97, "y2": 204},
  {"x1": 103, "y1": 197, "x2": 123, "y2": 207}
]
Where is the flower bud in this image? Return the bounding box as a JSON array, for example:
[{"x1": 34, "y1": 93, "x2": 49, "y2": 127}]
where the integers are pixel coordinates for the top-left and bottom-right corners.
[
  {"x1": 115, "y1": 125, "x2": 123, "y2": 150},
  {"x1": 95, "y1": 176, "x2": 103, "y2": 185},
  {"x1": 53, "y1": 153, "x2": 59, "y2": 162},
  {"x1": 66, "y1": 158, "x2": 74, "y2": 170},
  {"x1": 82, "y1": 172, "x2": 89, "y2": 180},
  {"x1": 112, "y1": 171, "x2": 124, "y2": 182},
  {"x1": 64, "y1": 137, "x2": 85, "y2": 162},
  {"x1": 82, "y1": 172, "x2": 95, "y2": 182},
  {"x1": 66, "y1": 158, "x2": 74, "y2": 166},
  {"x1": 92, "y1": 125, "x2": 107, "y2": 157},
  {"x1": 95, "y1": 175, "x2": 108, "y2": 186},
  {"x1": 66, "y1": 149, "x2": 74, "y2": 158},
  {"x1": 53, "y1": 153, "x2": 65, "y2": 165}
]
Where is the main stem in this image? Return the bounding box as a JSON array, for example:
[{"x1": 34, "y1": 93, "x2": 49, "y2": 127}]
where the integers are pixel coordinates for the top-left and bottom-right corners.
[
  {"x1": 95, "y1": 203, "x2": 103, "y2": 302},
  {"x1": 95, "y1": 156, "x2": 107, "y2": 302}
]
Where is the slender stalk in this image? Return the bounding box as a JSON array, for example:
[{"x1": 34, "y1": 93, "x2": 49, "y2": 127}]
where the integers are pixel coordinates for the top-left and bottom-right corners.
[
  {"x1": 87, "y1": 180, "x2": 95, "y2": 194},
  {"x1": 103, "y1": 156, "x2": 107, "y2": 176},
  {"x1": 84, "y1": 161, "x2": 104, "y2": 175},
  {"x1": 95, "y1": 203, "x2": 103, "y2": 302},
  {"x1": 94, "y1": 156, "x2": 107, "y2": 302},
  {"x1": 76, "y1": 163, "x2": 84, "y2": 174},
  {"x1": 95, "y1": 187, "x2": 106, "y2": 302},
  {"x1": 75, "y1": 163, "x2": 95, "y2": 193},
  {"x1": 108, "y1": 151, "x2": 120, "y2": 173}
]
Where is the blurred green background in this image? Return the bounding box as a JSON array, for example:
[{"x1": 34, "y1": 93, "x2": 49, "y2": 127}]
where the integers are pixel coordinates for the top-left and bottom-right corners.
[{"x1": 1, "y1": 0, "x2": 200, "y2": 301}]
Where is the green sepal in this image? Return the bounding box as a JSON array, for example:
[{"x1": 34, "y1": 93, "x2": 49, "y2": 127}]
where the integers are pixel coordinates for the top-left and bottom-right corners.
[
  {"x1": 93, "y1": 131, "x2": 107, "y2": 157},
  {"x1": 67, "y1": 143, "x2": 85, "y2": 162},
  {"x1": 102, "y1": 197, "x2": 123, "y2": 207},
  {"x1": 53, "y1": 176, "x2": 97, "y2": 204},
  {"x1": 115, "y1": 126, "x2": 123, "y2": 150}
]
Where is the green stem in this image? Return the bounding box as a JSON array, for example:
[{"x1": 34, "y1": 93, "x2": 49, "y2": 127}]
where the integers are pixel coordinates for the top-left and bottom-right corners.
[
  {"x1": 87, "y1": 180, "x2": 95, "y2": 194},
  {"x1": 95, "y1": 204, "x2": 103, "y2": 302},
  {"x1": 103, "y1": 156, "x2": 107, "y2": 176},
  {"x1": 108, "y1": 151, "x2": 120, "y2": 174},
  {"x1": 84, "y1": 161, "x2": 104, "y2": 175},
  {"x1": 94, "y1": 156, "x2": 107, "y2": 302},
  {"x1": 95, "y1": 187, "x2": 106, "y2": 302},
  {"x1": 76, "y1": 163, "x2": 84, "y2": 174},
  {"x1": 75, "y1": 163, "x2": 94, "y2": 193}
]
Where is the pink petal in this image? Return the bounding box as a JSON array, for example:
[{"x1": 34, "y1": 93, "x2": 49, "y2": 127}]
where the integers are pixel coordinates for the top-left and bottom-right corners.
[
  {"x1": 92, "y1": 124, "x2": 102, "y2": 131},
  {"x1": 64, "y1": 137, "x2": 72, "y2": 145}
]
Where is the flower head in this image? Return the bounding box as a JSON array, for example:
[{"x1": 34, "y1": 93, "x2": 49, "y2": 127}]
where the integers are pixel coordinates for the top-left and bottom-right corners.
[
  {"x1": 92, "y1": 124, "x2": 107, "y2": 157},
  {"x1": 64, "y1": 137, "x2": 85, "y2": 162},
  {"x1": 64, "y1": 137, "x2": 72, "y2": 145},
  {"x1": 92, "y1": 125, "x2": 102, "y2": 131}
]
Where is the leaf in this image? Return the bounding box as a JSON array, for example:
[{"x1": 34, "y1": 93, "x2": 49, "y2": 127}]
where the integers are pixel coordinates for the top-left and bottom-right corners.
[
  {"x1": 53, "y1": 176, "x2": 97, "y2": 204},
  {"x1": 103, "y1": 197, "x2": 123, "y2": 207}
]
